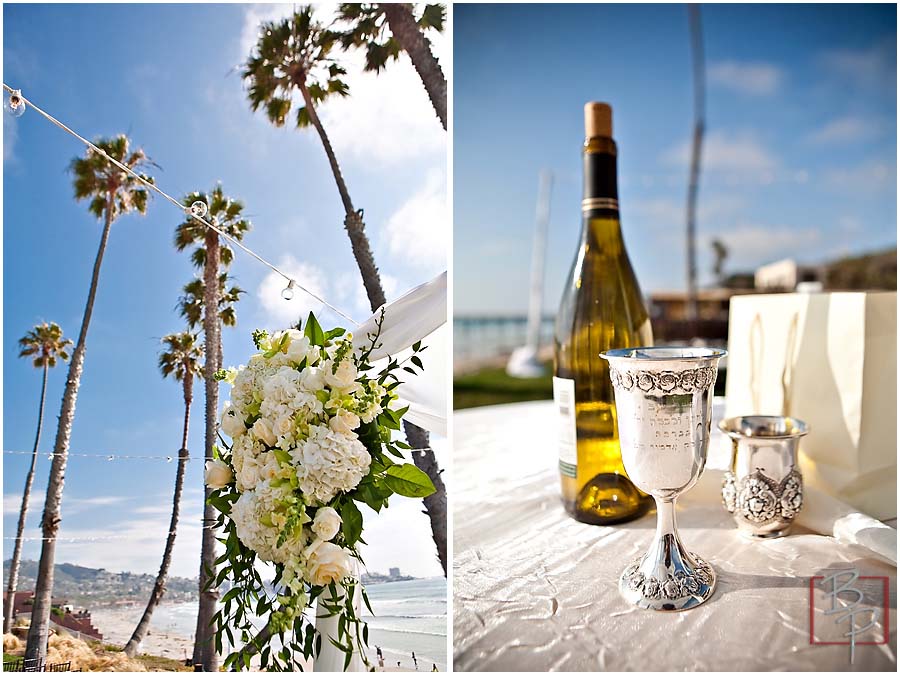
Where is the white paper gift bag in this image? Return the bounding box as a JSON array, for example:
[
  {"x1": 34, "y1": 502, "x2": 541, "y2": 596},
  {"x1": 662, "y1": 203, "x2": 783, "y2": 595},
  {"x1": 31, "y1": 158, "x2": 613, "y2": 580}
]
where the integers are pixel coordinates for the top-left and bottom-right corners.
[{"x1": 725, "y1": 292, "x2": 897, "y2": 520}]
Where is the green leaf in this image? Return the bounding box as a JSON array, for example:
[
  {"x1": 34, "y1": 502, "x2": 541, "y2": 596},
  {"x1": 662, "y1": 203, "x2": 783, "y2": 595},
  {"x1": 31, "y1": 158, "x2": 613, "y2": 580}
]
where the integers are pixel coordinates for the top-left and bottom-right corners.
[
  {"x1": 304, "y1": 312, "x2": 325, "y2": 346},
  {"x1": 384, "y1": 464, "x2": 436, "y2": 498},
  {"x1": 341, "y1": 500, "x2": 363, "y2": 545}
]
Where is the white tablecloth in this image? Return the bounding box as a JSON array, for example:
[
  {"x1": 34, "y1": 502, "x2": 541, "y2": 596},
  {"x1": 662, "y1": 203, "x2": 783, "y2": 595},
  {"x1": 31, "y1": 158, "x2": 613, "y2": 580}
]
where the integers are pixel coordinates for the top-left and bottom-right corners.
[{"x1": 453, "y1": 401, "x2": 896, "y2": 671}]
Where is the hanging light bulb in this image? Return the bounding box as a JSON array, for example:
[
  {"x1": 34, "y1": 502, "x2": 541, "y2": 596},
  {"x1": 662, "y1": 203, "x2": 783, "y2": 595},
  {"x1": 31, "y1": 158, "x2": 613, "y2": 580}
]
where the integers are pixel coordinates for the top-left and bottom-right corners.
[
  {"x1": 4, "y1": 89, "x2": 25, "y2": 118},
  {"x1": 189, "y1": 201, "x2": 209, "y2": 218},
  {"x1": 282, "y1": 279, "x2": 296, "y2": 300}
]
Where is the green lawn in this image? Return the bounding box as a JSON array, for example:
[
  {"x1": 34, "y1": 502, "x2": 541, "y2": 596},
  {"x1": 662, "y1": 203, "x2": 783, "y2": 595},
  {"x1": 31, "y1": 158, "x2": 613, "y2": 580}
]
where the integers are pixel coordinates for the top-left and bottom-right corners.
[{"x1": 454, "y1": 366, "x2": 553, "y2": 410}]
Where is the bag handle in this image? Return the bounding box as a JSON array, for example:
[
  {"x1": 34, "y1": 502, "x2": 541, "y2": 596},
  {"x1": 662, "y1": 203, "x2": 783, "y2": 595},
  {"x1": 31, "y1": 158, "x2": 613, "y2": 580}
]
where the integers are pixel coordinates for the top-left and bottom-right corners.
[
  {"x1": 781, "y1": 312, "x2": 799, "y2": 417},
  {"x1": 750, "y1": 313, "x2": 763, "y2": 412}
]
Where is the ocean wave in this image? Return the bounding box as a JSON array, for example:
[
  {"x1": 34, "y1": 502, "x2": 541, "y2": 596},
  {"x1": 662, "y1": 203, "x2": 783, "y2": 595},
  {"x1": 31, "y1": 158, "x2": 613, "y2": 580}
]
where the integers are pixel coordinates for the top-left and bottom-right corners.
[
  {"x1": 366, "y1": 626, "x2": 447, "y2": 638},
  {"x1": 370, "y1": 614, "x2": 445, "y2": 620}
]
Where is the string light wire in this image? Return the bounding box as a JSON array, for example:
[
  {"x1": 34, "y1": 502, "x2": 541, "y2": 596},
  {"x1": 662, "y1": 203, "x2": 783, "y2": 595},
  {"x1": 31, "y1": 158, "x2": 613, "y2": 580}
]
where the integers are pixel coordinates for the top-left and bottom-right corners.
[
  {"x1": 3, "y1": 450, "x2": 192, "y2": 462},
  {"x1": 2, "y1": 83, "x2": 360, "y2": 326}
]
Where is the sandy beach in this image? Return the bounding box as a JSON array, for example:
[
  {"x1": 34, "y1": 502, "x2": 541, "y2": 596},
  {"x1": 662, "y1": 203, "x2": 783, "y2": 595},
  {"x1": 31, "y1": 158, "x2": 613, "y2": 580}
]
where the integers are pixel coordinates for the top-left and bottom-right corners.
[
  {"x1": 89, "y1": 602, "x2": 433, "y2": 671},
  {"x1": 90, "y1": 604, "x2": 194, "y2": 662}
]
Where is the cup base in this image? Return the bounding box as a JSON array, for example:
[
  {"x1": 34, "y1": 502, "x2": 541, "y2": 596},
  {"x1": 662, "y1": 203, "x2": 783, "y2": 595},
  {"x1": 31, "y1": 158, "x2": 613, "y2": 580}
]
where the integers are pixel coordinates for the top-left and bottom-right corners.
[
  {"x1": 740, "y1": 527, "x2": 791, "y2": 539},
  {"x1": 619, "y1": 551, "x2": 716, "y2": 612}
]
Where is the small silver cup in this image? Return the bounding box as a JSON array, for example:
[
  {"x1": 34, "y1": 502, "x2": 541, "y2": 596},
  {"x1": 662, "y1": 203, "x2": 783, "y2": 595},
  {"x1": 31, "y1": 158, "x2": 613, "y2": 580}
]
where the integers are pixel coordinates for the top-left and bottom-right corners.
[
  {"x1": 718, "y1": 416, "x2": 809, "y2": 538},
  {"x1": 602, "y1": 346, "x2": 725, "y2": 611}
]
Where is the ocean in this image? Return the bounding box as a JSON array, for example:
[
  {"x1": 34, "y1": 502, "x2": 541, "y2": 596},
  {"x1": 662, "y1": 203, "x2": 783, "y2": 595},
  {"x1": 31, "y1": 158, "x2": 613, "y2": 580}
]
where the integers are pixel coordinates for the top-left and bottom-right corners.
[
  {"x1": 453, "y1": 316, "x2": 555, "y2": 363},
  {"x1": 91, "y1": 577, "x2": 447, "y2": 671}
]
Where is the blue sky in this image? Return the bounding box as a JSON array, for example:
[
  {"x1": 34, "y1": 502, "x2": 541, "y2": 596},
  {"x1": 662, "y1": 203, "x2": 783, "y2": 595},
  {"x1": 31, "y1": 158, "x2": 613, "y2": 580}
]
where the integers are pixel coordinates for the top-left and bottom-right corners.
[
  {"x1": 454, "y1": 3, "x2": 897, "y2": 314},
  {"x1": 3, "y1": 4, "x2": 447, "y2": 578}
]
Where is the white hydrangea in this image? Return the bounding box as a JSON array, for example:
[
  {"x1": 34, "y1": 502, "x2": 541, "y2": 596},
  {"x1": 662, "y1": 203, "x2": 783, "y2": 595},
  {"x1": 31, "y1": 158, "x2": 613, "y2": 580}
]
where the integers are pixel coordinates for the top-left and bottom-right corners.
[
  {"x1": 291, "y1": 424, "x2": 371, "y2": 504},
  {"x1": 230, "y1": 483, "x2": 308, "y2": 564}
]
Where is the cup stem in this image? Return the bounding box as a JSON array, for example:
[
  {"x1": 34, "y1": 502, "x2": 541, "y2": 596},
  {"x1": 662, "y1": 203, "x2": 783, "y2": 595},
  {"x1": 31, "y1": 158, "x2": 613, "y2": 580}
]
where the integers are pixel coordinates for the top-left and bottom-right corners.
[
  {"x1": 644, "y1": 497, "x2": 689, "y2": 573},
  {"x1": 619, "y1": 495, "x2": 717, "y2": 610}
]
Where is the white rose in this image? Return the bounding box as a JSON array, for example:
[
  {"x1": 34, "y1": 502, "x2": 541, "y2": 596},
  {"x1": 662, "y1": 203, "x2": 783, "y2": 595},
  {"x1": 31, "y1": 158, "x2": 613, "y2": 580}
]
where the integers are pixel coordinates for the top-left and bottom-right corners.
[
  {"x1": 205, "y1": 459, "x2": 233, "y2": 489},
  {"x1": 311, "y1": 507, "x2": 342, "y2": 541},
  {"x1": 299, "y1": 366, "x2": 325, "y2": 393},
  {"x1": 287, "y1": 334, "x2": 312, "y2": 364},
  {"x1": 221, "y1": 403, "x2": 246, "y2": 438},
  {"x1": 237, "y1": 455, "x2": 262, "y2": 491},
  {"x1": 259, "y1": 450, "x2": 284, "y2": 483},
  {"x1": 324, "y1": 359, "x2": 360, "y2": 393},
  {"x1": 252, "y1": 418, "x2": 277, "y2": 447},
  {"x1": 328, "y1": 408, "x2": 360, "y2": 436},
  {"x1": 307, "y1": 541, "x2": 352, "y2": 586},
  {"x1": 273, "y1": 414, "x2": 294, "y2": 437}
]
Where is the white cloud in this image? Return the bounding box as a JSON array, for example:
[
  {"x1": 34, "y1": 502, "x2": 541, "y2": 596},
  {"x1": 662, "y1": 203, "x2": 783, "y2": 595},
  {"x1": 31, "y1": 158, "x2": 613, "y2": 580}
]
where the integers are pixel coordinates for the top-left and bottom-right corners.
[
  {"x1": 335, "y1": 272, "x2": 401, "y2": 316},
  {"x1": 382, "y1": 169, "x2": 448, "y2": 275},
  {"x1": 257, "y1": 256, "x2": 331, "y2": 328},
  {"x1": 705, "y1": 225, "x2": 822, "y2": 268},
  {"x1": 821, "y1": 43, "x2": 896, "y2": 89},
  {"x1": 807, "y1": 116, "x2": 882, "y2": 144},
  {"x1": 4, "y1": 492, "x2": 129, "y2": 518},
  {"x1": 824, "y1": 160, "x2": 895, "y2": 192},
  {"x1": 319, "y1": 50, "x2": 445, "y2": 166},
  {"x1": 663, "y1": 131, "x2": 778, "y2": 175},
  {"x1": 4, "y1": 490, "x2": 44, "y2": 516},
  {"x1": 630, "y1": 194, "x2": 746, "y2": 228},
  {"x1": 708, "y1": 61, "x2": 783, "y2": 96},
  {"x1": 239, "y1": 5, "x2": 445, "y2": 167}
]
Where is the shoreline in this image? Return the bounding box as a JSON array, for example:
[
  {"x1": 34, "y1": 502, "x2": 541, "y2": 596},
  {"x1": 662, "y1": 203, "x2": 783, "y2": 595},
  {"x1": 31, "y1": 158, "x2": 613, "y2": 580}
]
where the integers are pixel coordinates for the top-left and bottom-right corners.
[
  {"x1": 89, "y1": 598, "x2": 446, "y2": 671},
  {"x1": 90, "y1": 603, "x2": 194, "y2": 662}
]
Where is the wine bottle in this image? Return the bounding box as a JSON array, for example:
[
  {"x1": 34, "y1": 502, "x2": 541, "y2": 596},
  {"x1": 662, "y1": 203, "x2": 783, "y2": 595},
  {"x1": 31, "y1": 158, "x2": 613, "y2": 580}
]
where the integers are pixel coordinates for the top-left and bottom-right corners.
[{"x1": 553, "y1": 102, "x2": 654, "y2": 525}]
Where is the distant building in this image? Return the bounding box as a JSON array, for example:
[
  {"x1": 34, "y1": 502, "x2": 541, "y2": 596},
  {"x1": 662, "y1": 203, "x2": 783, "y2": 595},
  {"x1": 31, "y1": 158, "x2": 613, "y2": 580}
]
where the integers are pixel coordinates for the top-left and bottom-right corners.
[
  {"x1": 389, "y1": 567, "x2": 401, "y2": 579},
  {"x1": 754, "y1": 258, "x2": 824, "y2": 291},
  {"x1": 3, "y1": 591, "x2": 104, "y2": 640}
]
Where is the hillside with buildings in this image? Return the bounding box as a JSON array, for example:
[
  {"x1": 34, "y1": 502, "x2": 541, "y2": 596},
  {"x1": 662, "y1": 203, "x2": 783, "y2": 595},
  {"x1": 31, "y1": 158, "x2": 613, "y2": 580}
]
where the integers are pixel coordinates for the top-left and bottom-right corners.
[{"x1": 3, "y1": 559, "x2": 198, "y2": 607}]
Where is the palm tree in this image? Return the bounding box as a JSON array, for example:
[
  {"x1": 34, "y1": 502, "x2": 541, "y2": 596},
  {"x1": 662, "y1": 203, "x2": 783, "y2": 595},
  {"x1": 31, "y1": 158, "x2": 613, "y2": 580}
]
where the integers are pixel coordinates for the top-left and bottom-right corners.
[
  {"x1": 174, "y1": 185, "x2": 250, "y2": 671},
  {"x1": 243, "y1": 6, "x2": 385, "y2": 311},
  {"x1": 337, "y1": 3, "x2": 447, "y2": 129},
  {"x1": 124, "y1": 332, "x2": 203, "y2": 657},
  {"x1": 4, "y1": 323, "x2": 72, "y2": 635},
  {"x1": 685, "y1": 5, "x2": 706, "y2": 324},
  {"x1": 25, "y1": 136, "x2": 153, "y2": 662},
  {"x1": 244, "y1": 7, "x2": 447, "y2": 575}
]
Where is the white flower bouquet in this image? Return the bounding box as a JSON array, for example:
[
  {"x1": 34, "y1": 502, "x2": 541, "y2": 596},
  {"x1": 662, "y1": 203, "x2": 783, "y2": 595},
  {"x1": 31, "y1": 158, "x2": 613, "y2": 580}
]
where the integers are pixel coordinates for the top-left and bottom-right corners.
[{"x1": 205, "y1": 312, "x2": 434, "y2": 671}]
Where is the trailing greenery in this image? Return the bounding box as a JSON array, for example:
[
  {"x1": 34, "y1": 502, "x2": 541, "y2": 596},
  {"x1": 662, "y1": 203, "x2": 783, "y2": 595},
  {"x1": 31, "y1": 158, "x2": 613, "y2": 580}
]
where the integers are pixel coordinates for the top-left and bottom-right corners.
[{"x1": 207, "y1": 312, "x2": 434, "y2": 671}]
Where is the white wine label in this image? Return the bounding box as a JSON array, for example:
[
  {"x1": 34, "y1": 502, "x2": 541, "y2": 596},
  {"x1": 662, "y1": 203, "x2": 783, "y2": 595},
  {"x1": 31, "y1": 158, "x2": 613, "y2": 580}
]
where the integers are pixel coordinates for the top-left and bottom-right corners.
[{"x1": 553, "y1": 376, "x2": 577, "y2": 478}]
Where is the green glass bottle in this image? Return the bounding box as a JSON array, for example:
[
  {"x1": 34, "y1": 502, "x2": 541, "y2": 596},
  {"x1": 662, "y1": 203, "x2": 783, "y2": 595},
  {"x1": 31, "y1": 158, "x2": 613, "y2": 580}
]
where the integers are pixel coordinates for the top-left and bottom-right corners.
[{"x1": 554, "y1": 102, "x2": 654, "y2": 525}]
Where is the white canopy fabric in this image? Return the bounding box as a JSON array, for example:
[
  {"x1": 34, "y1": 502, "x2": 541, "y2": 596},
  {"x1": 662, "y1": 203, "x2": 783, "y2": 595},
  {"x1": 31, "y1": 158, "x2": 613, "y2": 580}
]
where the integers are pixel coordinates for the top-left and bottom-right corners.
[{"x1": 354, "y1": 272, "x2": 448, "y2": 437}]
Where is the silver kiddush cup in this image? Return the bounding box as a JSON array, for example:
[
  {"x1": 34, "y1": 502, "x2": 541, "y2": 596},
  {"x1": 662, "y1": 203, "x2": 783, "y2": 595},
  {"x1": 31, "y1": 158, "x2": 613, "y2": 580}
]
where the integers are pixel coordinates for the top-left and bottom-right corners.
[
  {"x1": 601, "y1": 347, "x2": 725, "y2": 611},
  {"x1": 718, "y1": 416, "x2": 809, "y2": 539}
]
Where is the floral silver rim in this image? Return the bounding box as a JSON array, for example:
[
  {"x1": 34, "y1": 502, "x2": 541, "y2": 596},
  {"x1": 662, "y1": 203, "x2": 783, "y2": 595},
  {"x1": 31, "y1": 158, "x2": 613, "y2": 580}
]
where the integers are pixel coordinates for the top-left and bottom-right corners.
[
  {"x1": 609, "y1": 366, "x2": 717, "y2": 394},
  {"x1": 621, "y1": 555, "x2": 715, "y2": 602},
  {"x1": 722, "y1": 468, "x2": 803, "y2": 523}
]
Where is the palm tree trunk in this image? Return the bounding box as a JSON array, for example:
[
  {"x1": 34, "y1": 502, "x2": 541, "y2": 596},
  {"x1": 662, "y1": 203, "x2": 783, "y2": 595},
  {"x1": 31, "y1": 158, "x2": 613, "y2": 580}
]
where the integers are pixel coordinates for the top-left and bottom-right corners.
[
  {"x1": 404, "y1": 422, "x2": 447, "y2": 574},
  {"x1": 381, "y1": 3, "x2": 447, "y2": 130},
  {"x1": 297, "y1": 79, "x2": 386, "y2": 309},
  {"x1": 124, "y1": 378, "x2": 192, "y2": 657},
  {"x1": 296, "y1": 79, "x2": 447, "y2": 575},
  {"x1": 4, "y1": 362, "x2": 49, "y2": 634},
  {"x1": 25, "y1": 196, "x2": 115, "y2": 662},
  {"x1": 685, "y1": 5, "x2": 705, "y2": 326},
  {"x1": 194, "y1": 230, "x2": 221, "y2": 671}
]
